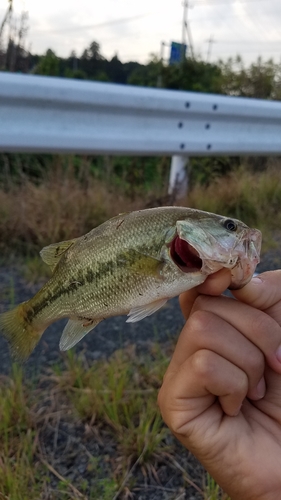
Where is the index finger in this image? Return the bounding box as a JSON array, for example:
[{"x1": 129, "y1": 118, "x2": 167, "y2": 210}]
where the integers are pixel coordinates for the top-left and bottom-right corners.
[{"x1": 232, "y1": 270, "x2": 281, "y2": 311}]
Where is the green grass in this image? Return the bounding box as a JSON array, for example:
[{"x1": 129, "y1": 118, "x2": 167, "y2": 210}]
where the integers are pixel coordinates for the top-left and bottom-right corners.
[
  {"x1": 0, "y1": 365, "x2": 40, "y2": 500},
  {"x1": 0, "y1": 347, "x2": 230, "y2": 499},
  {"x1": 54, "y1": 348, "x2": 170, "y2": 468}
]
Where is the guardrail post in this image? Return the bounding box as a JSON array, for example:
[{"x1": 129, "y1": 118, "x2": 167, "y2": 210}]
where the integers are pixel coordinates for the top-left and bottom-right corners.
[{"x1": 168, "y1": 155, "x2": 188, "y2": 200}]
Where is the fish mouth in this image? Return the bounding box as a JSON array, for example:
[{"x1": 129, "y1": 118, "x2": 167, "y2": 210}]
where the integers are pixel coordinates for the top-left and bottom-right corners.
[{"x1": 170, "y1": 236, "x2": 202, "y2": 273}]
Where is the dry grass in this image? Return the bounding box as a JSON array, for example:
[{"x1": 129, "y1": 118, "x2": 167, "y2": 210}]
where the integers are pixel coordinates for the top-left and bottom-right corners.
[
  {"x1": 185, "y1": 165, "x2": 281, "y2": 251},
  {"x1": 0, "y1": 165, "x2": 144, "y2": 255},
  {"x1": 1, "y1": 161, "x2": 281, "y2": 258}
]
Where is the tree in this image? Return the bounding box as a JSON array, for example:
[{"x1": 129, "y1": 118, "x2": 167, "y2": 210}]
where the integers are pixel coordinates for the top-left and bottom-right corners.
[
  {"x1": 81, "y1": 41, "x2": 102, "y2": 61},
  {"x1": 0, "y1": 0, "x2": 13, "y2": 39},
  {"x1": 128, "y1": 55, "x2": 223, "y2": 94},
  {"x1": 163, "y1": 58, "x2": 223, "y2": 93},
  {"x1": 128, "y1": 56, "x2": 162, "y2": 87},
  {"x1": 219, "y1": 56, "x2": 281, "y2": 100},
  {"x1": 88, "y1": 41, "x2": 102, "y2": 60},
  {"x1": 0, "y1": 3, "x2": 29, "y2": 72},
  {"x1": 34, "y1": 49, "x2": 60, "y2": 76}
]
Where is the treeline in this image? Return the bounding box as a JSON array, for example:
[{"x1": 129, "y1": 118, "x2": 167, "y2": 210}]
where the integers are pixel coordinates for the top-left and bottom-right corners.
[{"x1": 1, "y1": 36, "x2": 281, "y2": 100}]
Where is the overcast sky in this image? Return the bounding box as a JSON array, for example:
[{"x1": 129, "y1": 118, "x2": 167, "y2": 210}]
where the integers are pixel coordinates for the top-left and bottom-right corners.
[{"x1": 2, "y1": 0, "x2": 281, "y2": 65}]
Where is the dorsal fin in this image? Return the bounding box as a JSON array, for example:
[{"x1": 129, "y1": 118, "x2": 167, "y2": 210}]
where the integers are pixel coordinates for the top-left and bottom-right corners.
[{"x1": 40, "y1": 238, "x2": 77, "y2": 272}]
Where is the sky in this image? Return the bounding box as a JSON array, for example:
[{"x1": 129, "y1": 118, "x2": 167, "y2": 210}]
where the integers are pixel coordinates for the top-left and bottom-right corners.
[{"x1": 1, "y1": 0, "x2": 281, "y2": 65}]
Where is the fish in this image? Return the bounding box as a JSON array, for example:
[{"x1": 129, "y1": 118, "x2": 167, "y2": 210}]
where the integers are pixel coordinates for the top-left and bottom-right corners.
[{"x1": 0, "y1": 206, "x2": 261, "y2": 362}]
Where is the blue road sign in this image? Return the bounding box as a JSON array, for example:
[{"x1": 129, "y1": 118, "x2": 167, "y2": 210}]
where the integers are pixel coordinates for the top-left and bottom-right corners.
[{"x1": 169, "y1": 42, "x2": 187, "y2": 64}]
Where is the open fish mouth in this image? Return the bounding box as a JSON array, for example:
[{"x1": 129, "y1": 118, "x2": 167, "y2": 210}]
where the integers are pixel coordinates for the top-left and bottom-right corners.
[
  {"x1": 170, "y1": 236, "x2": 202, "y2": 273},
  {"x1": 169, "y1": 226, "x2": 262, "y2": 286}
]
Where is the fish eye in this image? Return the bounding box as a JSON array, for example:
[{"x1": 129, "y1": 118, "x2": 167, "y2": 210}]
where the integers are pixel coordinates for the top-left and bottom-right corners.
[{"x1": 223, "y1": 219, "x2": 237, "y2": 232}]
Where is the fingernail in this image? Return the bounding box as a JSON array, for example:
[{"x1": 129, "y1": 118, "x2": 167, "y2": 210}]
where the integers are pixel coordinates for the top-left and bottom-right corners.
[
  {"x1": 276, "y1": 346, "x2": 281, "y2": 364},
  {"x1": 255, "y1": 377, "x2": 266, "y2": 399}
]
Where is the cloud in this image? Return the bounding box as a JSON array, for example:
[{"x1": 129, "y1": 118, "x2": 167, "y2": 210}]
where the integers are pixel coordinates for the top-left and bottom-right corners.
[{"x1": 2, "y1": 0, "x2": 281, "y2": 64}]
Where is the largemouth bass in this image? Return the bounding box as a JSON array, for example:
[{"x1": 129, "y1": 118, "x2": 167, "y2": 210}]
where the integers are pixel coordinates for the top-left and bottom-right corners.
[{"x1": 0, "y1": 207, "x2": 261, "y2": 361}]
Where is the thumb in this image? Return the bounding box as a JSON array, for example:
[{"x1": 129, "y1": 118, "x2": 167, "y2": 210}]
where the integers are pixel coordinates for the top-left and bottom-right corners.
[{"x1": 232, "y1": 270, "x2": 281, "y2": 311}]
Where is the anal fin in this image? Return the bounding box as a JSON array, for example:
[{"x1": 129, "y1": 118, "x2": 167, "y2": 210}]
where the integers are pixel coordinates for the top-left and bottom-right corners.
[
  {"x1": 59, "y1": 318, "x2": 101, "y2": 351},
  {"x1": 126, "y1": 298, "x2": 167, "y2": 323}
]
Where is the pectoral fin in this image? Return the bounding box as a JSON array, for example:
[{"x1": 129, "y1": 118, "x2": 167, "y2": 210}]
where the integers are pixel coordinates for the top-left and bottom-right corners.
[
  {"x1": 59, "y1": 318, "x2": 101, "y2": 351},
  {"x1": 126, "y1": 298, "x2": 167, "y2": 323},
  {"x1": 40, "y1": 238, "x2": 78, "y2": 272},
  {"x1": 130, "y1": 250, "x2": 164, "y2": 278}
]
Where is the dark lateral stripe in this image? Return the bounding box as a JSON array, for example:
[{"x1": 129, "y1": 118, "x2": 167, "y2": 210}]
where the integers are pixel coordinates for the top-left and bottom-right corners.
[{"x1": 26, "y1": 249, "x2": 150, "y2": 321}]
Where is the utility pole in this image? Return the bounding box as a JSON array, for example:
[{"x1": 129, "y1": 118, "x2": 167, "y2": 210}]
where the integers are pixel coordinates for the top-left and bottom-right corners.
[
  {"x1": 168, "y1": 1, "x2": 193, "y2": 201},
  {"x1": 206, "y1": 35, "x2": 215, "y2": 62},
  {"x1": 181, "y1": 0, "x2": 187, "y2": 62},
  {"x1": 157, "y1": 41, "x2": 166, "y2": 88},
  {"x1": 182, "y1": 0, "x2": 194, "y2": 60}
]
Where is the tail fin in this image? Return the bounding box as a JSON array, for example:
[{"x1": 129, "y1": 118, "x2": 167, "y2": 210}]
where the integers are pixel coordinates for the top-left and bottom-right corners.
[{"x1": 0, "y1": 303, "x2": 44, "y2": 362}]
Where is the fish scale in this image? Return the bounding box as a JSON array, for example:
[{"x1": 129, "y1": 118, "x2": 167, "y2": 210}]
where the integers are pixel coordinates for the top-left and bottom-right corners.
[{"x1": 0, "y1": 207, "x2": 261, "y2": 361}]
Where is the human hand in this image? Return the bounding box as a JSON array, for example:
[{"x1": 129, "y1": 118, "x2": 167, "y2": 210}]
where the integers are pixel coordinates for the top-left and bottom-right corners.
[{"x1": 158, "y1": 269, "x2": 281, "y2": 500}]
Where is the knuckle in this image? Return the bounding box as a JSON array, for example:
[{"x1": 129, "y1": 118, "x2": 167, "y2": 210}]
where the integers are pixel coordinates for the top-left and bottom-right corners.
[
  {"x1": 157, "y1": 385, "x2": 181, "y2": 432},
  {"x1": 157, "y1": 373, "x2": 174, "y2": 417},
  {"x1": 245, "y1": 348, "x2": 264, "y2": 374},
  {"x1": 191, "y1": 349, "x2": 215, "y2": 379},
  {"x1": 250, "y1": 312, "x2": 272, "y2": 340},
  {"x1": 187, "y1": 310, "x2": 215, "y2": 337},
  {"x1": 192, "y1": 294, "x2": 211, "y2": 312},
  {"x1": 232, "y1": 370, "x2": 248, "y2": 396}
]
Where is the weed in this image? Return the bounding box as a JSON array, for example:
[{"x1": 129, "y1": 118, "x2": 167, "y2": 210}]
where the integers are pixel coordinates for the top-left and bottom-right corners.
[
  {"x1": 56, "y1": 348, "x2": 170, "y2": 463},
  {"x1": 203, "y1": 472, "x2": 230, "y2": 499},
  {"x1": 0, "y1": 365, "x2": 40, "y2": 500}
]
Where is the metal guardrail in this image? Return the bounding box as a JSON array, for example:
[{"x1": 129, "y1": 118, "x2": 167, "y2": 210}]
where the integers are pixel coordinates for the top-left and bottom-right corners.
[{"x1": 1, "y1": 72, "x2": 281, "y2": 156}]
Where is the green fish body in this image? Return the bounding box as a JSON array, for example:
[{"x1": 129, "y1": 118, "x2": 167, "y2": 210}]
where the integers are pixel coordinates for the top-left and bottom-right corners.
[{"x1": 0, "y1": 207, "x2": 262, "y2": 361}]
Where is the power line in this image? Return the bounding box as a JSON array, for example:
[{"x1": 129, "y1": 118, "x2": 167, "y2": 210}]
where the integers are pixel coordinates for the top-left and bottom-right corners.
[
  {"x1": 194, "y1": 0, "x2": 276, "y2": 5},
  {"x1": 190, "y1": 9, "x2": 281, "y2": 22},
  {"x1": 212, "y1": 47, "x2": 281, "y2": 53},
  {"x1": 31, "y1": 12, "x2": 151, "y2": 34},
  {"x1": 215, "y1": 40, "x2": 281, "y2": 44}
]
